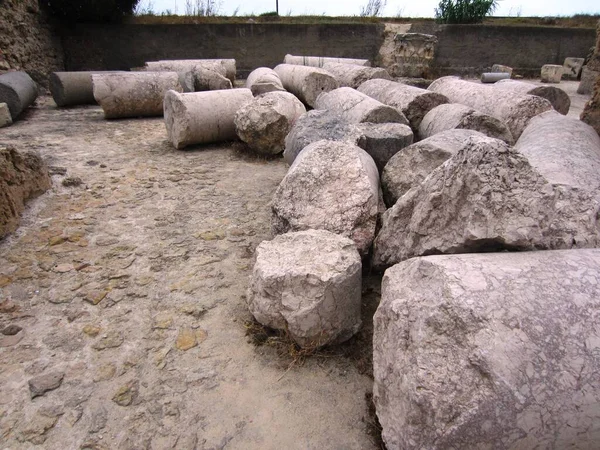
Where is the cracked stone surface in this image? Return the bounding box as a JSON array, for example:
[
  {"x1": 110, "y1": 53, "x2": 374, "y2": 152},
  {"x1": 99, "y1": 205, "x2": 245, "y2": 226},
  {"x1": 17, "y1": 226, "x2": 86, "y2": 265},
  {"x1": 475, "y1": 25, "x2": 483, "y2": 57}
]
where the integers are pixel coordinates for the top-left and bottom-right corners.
[
  {"x1": 0, "y1": 97, "x2": 377, "y2": 449},
  {"x1": 374, "y1": 249, "x2": 600, "y2": 449}
]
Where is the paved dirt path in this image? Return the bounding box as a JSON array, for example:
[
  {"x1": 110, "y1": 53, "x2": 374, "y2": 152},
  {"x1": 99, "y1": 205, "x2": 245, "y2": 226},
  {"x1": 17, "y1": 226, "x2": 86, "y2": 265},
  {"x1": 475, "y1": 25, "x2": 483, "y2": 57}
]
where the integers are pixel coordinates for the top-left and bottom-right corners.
[{"x1": 0, "y1": 98, "x2": 380, "y2": 449}]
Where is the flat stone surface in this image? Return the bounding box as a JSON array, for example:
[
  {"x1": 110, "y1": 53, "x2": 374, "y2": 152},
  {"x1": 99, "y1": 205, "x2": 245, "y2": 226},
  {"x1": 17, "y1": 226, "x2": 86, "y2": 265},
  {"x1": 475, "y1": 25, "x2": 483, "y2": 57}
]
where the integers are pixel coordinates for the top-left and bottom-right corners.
[{"x1": 28, "y1": 371, "x2": 64, "y2": 398}]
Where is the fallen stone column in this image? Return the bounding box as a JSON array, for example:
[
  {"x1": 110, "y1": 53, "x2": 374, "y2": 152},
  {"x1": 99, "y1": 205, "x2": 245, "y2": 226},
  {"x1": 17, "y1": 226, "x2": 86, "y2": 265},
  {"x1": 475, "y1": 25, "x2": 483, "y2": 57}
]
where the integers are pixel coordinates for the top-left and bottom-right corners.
[
  {"x1": 234, "y1": 91, "x2": 306, "y2": 155},
  {"x1": 284, "y1": 54, "x2": 370, "y2": 67},
  {"x1": 248, "y1": 229, "x2": 362, "y2": 348},
  {"x1": 541, "y1": 64, "x2": 563, "y2": 83},
  {"x1": 419, "y1": 103, "x2": 513, "y2": 144},
  {"x1": 578, "y1": 66, "x2": 600, "y2": 95},
  {"x1": 164, "y1": 88, "x2": 253, "y2": 149},
  {"x1": 374, "y1": 249, "x2": 600, "y2": 450},
  {"x1": 491, "y1": 63, "x2": 513, "y2": 76},
  {"x1": 358, "y1": 79, "x2": 448, "y2": 131},
  {"x1": 428, "y1": 76, "x2": 552, "y2": 139},
  {"x1": 192, "y1": 68, "x2": 232, "y2": 91},
  {"x1": 581, "y1": 77, "x2": 600, "y2": 136},
  {"x1": 373, "y1": 133, "x2": 600, "y2": 269},
  {"x1": 0, "y1": 71, "x2": 38, "y2": 120},
  {"x1": 382, "y1": 129, "x2": 485, "y2": 207},
  {"x1": 145, "y1": 59, "x2": 236, "y2": 82},
  {"x1": 493, "y1": 78, "x2": 570, "y2": 115},
  {"x1": 322, "y1": 62, "x2": 391, "y2": 88},
  {"x1": 1, "y1": 146, "x2": 51, "y2": 238},
  {"x1": 245, "y1": 67, "x2": 285, "y2": 96},
  {"x1": 92, "y1": 72, "x2": 183, "y2": 119},
  {"x1": 315, "y1": 87, "x2": 409, "y2": 125},
  {"x1": 178, "y1": 72, "x2": 195, "y2": 92},
  {"x1": 272, "y1": 139, "x2": 380, "y2": 256},
  {"x1": 480, "y1": 72, "x2": 510, "y2": 83},
  {"x1": 0, "y1": 103, "x2": 12, "y2": 128},
  {"x1": 49, "y1": 71, "x2": 124, "y2": 107},
  {"x1": 353, "y1": 123, "x2": 413, "y2": 172},
  {"x1": 274, "y1": 64, "x2": 338, "y2": 107}
]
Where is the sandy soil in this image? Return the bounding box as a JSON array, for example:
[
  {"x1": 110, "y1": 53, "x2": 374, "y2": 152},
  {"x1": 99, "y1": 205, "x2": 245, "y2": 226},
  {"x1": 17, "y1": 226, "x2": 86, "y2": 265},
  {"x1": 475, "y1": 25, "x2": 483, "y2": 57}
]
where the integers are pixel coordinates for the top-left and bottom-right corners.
[{"x1": 0, "y1": 97, "x2": 381, "y2": 450}]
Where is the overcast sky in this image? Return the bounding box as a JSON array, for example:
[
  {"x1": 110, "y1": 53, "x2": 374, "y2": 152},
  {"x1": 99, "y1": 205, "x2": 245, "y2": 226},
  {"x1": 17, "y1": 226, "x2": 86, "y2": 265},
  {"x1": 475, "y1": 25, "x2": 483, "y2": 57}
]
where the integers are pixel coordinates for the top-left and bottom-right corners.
[{"x1": 145, "y1": 0, "x2": 599, "y2": 18}]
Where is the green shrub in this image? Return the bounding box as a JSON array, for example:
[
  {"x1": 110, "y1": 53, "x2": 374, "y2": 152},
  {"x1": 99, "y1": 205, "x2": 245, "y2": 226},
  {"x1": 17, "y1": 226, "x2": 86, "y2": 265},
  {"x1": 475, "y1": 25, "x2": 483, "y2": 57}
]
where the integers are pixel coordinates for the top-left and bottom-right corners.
[
  {"x1": 435, "y1": 0, "x2": 498, "y2": 24},
  {"x1": 40, "y1": 0, "x2": 141, "y2": 23}
]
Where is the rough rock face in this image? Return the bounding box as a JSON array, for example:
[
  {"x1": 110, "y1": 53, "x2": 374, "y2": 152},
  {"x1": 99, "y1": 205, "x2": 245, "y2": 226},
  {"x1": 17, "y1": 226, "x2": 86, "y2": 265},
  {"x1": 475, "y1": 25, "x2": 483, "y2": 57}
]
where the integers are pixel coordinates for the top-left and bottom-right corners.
[
  {"x1": 245, "y1": 67, "x2": 285, "y2": 96},
  {"x1": 274, "y1": 64, "x2": 339, "y2": 107},
  {"x1": 373, "y1": 135, "x2": 600, "y2": 269},
  {"x1": 0, "y1": 0, "x2": 64, "y2": 87},
  {"x1": 493, "y1": 79, "x2": 571, "y2": 115},
  {"x1": 272, "y1": 140, "x2": 380, "y2": 255},
  {"x1": 247, "y1": 229, "x2": 362, "y2": 348},
  {"x1": 418, "y1": 103, "x2": 514, "y2": 144},
  {"x1": 321, "y1": 62, "x2": 391, "y2": 89},
  {"x1": 354, "y1": 122, "x2": 414, "y2": 172},
  {"x1": 540, "y1": 64, "x2": 563, "y2": 83},
  {"x1": 1, "y1": 146, "x2": 51, "y2": 238},
  {"x1": 381, "y1": 129, "x2": 485, "y2": 207},
  {"x1": 581, "y1": 76, "x2": 600, "y2": 136},
  {"x1": 374, "y1": 249, "x2": 600, "y2": 450},
  {"x1": 234, "y1": 91, "x2": 306, "y2": 155}
]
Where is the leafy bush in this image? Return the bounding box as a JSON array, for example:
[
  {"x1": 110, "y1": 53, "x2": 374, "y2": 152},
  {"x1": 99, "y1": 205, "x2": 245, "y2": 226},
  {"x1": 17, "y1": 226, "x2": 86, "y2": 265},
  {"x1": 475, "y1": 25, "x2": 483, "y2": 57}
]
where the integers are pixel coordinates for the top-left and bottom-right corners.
[
  {"x1": 40, "y1": 0, "x2": 141, "y2": 23},
  {"x1": 435, "y1": 0, "x2": 499, "y2": 24}
]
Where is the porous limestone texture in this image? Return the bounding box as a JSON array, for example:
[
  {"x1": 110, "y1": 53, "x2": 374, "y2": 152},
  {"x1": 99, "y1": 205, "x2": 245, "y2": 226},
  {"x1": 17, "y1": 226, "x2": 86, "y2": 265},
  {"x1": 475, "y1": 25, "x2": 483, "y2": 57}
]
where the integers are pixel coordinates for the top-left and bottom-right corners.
[
  {"x1": 354, "y1": 123, "x2": 414, "y2": 172},
  {"x1": 145, "y1": 59, "x2": 236, "y2": 82},
  {"x1": 315, "y1": 87, "x2": 409, "y2": 125},
  {"x1": 541, "y1": 64, "x2": 563, "y2": 83},
  {"x1": 419, "y1": 103, "x2": 513, "y2": 144},
  {"x1": 373, "y1": 134, "x2": 600, "y2": 269},
  {"x1": 92, "y1": 72, "x2": 182, "y2": 119},
  {"x1": 49, "y1": 71, "x2": 121, "y2": 107},
  {"x1": 164, "y1": 88, "x2": 253, "y2": 149},
  {"x1": 234, "y1": 91, "x2": 306, "y2": 155},
  {"x1": 247, "y1": 229, "x2": 362, "y2": 348},
  {"x1": 321, "y1": 62, "x2": 391, "y2": 89},
  {"x1": 1, "y1": 146, "x2": 51, "y2": 238},
  {"x1": 0, "y1": 71, "x2": 38, "y2": 120},
  {"x1": 493, "y1": 78, "x2": 570, "y2": 115},
  {"x1": 491, "y1": 64, "x2": 513, "y2": 76},
  {"x1": 191, "y1": 68, "x2": 232, "y2": 91},
  {"x1": 374, "y1": 249, "x2": 600, "y2": 449},
  {"x1": 578, "y1": 66, "x2": 600, "y2": 95},
  {"x1": 358, "y1": 79, "x2": 448, "y2": 131},
  {"x1": 581, "y1": 76, "x2": 600, "y2": 136},
  {"x1": 381, "y1": 129, "x2": 485, "y2": 207},
  {"x1": 563, "y1": 57, "x2": 585, "y2": 80},
  {"x1": 272, "y1": 140, "x2": 380, "y2": 255},
  {"x1": 284, "y1": 54, "x2": 370, "y2": 68},
  {"x1": 245, "y1": 67, "x2": 285, "y2": 96},
  {"x1": 0, "y1": 102, "x2": 12, "y2": 128},
  {"x1": 428, "y1": 76, "x2": 552, "y2": 139},
  {"x1": 480, "y1": 72, "x2": 510, "y2": 83},
  {"x1": 273, "y1": 64, "x2": 338, "y2": 107}
]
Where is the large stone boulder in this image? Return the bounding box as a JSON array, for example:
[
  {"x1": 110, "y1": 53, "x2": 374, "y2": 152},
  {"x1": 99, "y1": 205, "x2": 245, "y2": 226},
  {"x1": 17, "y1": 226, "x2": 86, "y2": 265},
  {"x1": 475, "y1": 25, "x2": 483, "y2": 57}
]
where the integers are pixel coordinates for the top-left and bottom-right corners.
[
  {"x1": 0, "y1": 71, "x2": 38, "y2": 120},
  {"x1": 1, "y1": 146, "x2": 51, "y2": 238},
  {"x1": 321, "y1": 62, "x2": 391, "y2": 88},
  {"x1": 274, "y1": 64, "x2": 338, "y2": 107},
  {"x1": 374, "y1": 249, "x2": 600, "y2": 450},
  {"x1": 541, "y1": 64, "x2": 563, "y2": 83},
  {"x1": 245, "y1": 67, "x2": 285, "y2": 96},
  {"x1": 418, "y1": 103, "x2": 513, "y2": 144},
  {"x1": 234, "y1": 91, "x2": 306, "y2": 155},
  {"x1": 272, "y1": 140, "x2": 380, "y2": 255},
  {"x1": 247, "y1": 229, "x2": 362, "y2": 348},
  {"x1": 373, "y1": 133, "x2": 600, "y2": 269},
  {"x1": 381, "y1": 129, "x2": 485, "y2": 207},
  {"x1": 493, "y1": 79, "x2": 570, "y2": 115}
]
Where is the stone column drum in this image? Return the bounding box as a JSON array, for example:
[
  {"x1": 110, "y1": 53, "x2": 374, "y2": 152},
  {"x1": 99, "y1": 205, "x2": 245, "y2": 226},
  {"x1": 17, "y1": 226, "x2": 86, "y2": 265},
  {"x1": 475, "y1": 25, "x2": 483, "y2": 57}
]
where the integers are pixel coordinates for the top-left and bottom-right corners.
[{"x1": 274, "y1": 64, "x2": 338, "y2": 107}]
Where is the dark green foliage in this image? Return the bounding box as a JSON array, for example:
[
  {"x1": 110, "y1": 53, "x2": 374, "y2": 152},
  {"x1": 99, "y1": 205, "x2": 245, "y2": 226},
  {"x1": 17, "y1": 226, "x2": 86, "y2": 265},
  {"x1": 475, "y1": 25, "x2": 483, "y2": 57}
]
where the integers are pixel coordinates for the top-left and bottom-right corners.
[
  {"x1": 40, "y1": 0, "x2": 141, "y2": 23},
  {"x1": 435, "y1": 0, "x2": 499, "y2": 24}
]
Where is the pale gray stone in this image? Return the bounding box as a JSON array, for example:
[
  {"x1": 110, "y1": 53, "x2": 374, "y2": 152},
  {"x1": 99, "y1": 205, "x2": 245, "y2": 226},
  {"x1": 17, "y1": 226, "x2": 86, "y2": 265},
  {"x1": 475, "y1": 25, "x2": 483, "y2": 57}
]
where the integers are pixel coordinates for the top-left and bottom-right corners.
[
  {"x1": 480, "y1": 72, "x2": 510, "y2": 83},
  {"x1": 49, "y1": 71, "x2": 122, "y2": 107},
  {"x1": 248, "y1": 229, "x2": 362, "y2": 348},
  {"x1": 0, "y1": 102, "x2": 12, "y2": 127},
  {"x1": 578, "y1": 66, "x2": 600, "y2": 95},
  {"x1": 541, "y1": 64, "x2": 563, "y2": 83},
  {"x1": 245, "y1": 67, "x2": 285, "y2": 96},
  {"x1": 354, "y1": 122, "x2": 414, "y2": 172},
  {"x1": 284, "y1": 54, "x2": 370, "y2": 67},
  {"x1": 0, "y1": 71, "x2": 38, "y2": 120},
  {"x1": 274, "y1": 64, "x2": 338, "y2": 107},
  {"x1": 145, "y1": 59, "x2": 236, "y2": 82},
  {"x1": 273, "y1": 140, "x2": 380, "y2": 255},
  {"x1": 234, "y1": 91, "x2": 306, "y2": 155},
  {"x1": 29, "y1": 371, "x2": 65, "y2": 398},
  {"x1": 493, "y1": 78, "x2": 570, "y2": 115},
  {"x1": 563, "y1": 57, "x2": 585, "y2": 80},
  {"x1": 374, "y1": 249, "x2": 600, "y2": 449},
  {"x1": 373, "y1": 134, "x2": 600, "y2": 268},
  {"x1": 491, "y1": 63, "x2": 513, "y2": 75},
  {"x1": 321, "y1": 62, "x2": 391, "y2": 88}
]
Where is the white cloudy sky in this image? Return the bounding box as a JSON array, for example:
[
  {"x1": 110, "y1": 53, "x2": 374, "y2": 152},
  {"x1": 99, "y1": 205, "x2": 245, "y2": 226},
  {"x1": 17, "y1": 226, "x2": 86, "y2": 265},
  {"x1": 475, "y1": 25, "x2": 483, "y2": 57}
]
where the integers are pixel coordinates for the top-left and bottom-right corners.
[{"x1": 145, "y1": 0, "x2": 599, "y2": 17}]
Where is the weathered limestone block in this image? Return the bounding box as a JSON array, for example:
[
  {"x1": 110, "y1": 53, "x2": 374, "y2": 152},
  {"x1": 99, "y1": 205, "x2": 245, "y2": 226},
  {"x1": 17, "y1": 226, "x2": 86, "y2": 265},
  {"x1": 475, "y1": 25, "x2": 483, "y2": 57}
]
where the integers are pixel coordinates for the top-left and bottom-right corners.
[
  {"x1": 92, "y1": 72, "x2": 182, "y2": 119},
  {"x1": 177, "y1": 72, "x2": 195, "y2": 92},
  {"x1": 358, "y1": 79, "x2": 448, "y2": 131},
  {"x1": 563, "y1": 57, "x2": 585, "y2": 80},
  {"x1": 419, "y1": 103, "x2": 513, "y2": 144},
  {"x1": 581, "y1": 76, "x2": 600, "y2": 136},
  {"x1": 282, "y1": 110, "x2": 413, "y2": 168},
  {"x1": 49, "y1": 71, "x2": 121, "y2": 107},
  {"x1": 389, "y1": 33, "x2": 437, "y2": 78},
  {"x1": 1, "y1": 146, "x2": 51, "y2": 238},
  {"x1": 272, "y1": 140, "x2": 380, "y2": 255},
  {"x1": 245, "y1": 67, "x2": 285, "y2": 96},
  {"x1": 145, "y1": 59, "x2": 236, "y2": 82},
  {"x1": 321, "y1": 62, "x2": 391, "y2": 89},
  {"x1": 428, "y1": 76, "x2": 552, "y2": 139},
  {"x1": 315, "y1": 87, "x2": 409, "y2": 125},
  {"x1": 493, "y1": 78, "x2": 570, "y2": 115},
  {"x1": 480, "y1": 72, "x2": 510, "y2": 83},
  {"x1": 381, "y1": 129, "x2": 484, "y2": 207},
  {"x1": 374, "y1": 249, "x2": 600, "y2": 450},
  {"x1": 0, "y1": 103, "x2": 12, "y2": 128},
  {"x1": 248, "y1": 229, "x2": 362, "y2": 348},
  {"x1": 284, "y1": 54, "x2": 370, "y2": 68},
  {"x1": 541, "y1": 64, "x2": 563, "y2": 83},
  {"x1": 192, "y1": 68, "x2": 232, "y2": 91},
  {"x1": 164, "y1": 88, "x2": 253, "y2": 149},
  {"x1": 234, "y1": 91, "x2": 306, "y2": 155},
  {"x1": 0, "y1": 71, "x2": 38, "y2": 120},
  {"x1": 578, "y1": 66, "x2": 600, "y2": 95},
  {"x1": 273, "y1": 64, "x2": 338, "y2": 107},
  {"x1": 491, "y1": 63, "x2": 513, "y2": 76},
  {"x1": 373, "y1": 134, "x2": 600, "y2": 268}
]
